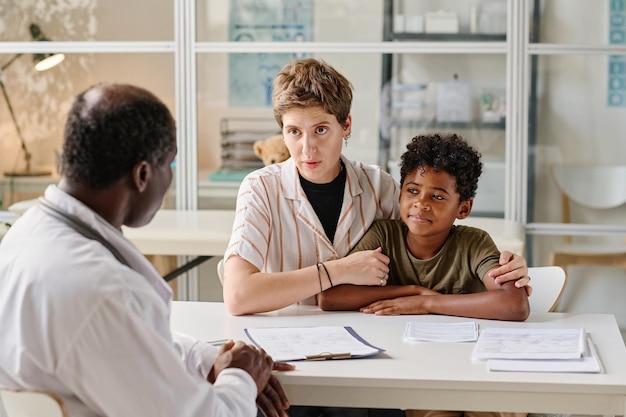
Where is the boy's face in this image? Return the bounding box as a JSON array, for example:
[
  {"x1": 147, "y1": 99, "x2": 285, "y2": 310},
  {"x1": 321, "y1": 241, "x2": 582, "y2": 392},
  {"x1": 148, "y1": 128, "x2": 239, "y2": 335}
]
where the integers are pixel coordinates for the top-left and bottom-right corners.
[
  {"x1": 400, "y1": 166, "x2": 472, "y2": 239},
  {"x1": 281, "y1": 106, "x2": 350, "y2": 184}
]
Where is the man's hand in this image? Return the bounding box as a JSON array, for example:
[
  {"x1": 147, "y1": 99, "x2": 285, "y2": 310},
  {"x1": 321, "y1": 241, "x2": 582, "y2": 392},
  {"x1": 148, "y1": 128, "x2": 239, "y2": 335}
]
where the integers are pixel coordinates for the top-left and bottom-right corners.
[
  {"x1": 209, "y1": 341, "x2": 294, "y2": 417},
  {"x1": 489, "y1": 251, "x2": 532, "y2": 296},
  {"x1": 256, "y1": 362, "x2": 294, "y2": 417},
  {"x1": 210, "y1": 340, "x2": 273, "y2": 394}
]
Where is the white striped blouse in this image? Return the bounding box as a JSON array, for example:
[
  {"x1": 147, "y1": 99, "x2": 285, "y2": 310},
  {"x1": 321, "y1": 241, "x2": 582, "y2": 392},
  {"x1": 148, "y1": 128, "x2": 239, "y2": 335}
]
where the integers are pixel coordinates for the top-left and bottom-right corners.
[{"x1": 224, "y1": 155, "x2": 400, "y2": 273}]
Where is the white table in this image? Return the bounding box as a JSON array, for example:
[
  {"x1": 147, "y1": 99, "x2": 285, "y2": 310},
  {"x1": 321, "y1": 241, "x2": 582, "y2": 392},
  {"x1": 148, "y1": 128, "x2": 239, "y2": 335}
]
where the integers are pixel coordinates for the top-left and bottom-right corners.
[
  {"x1": 123, "y1": 209, "x2": 234, "y2": 256},
  {"x1": 123, "y1": 209, "x2": 235, "y2": 286},
  {"x1": 171, "y1": 301, "x2": 626, "y2": 415}
]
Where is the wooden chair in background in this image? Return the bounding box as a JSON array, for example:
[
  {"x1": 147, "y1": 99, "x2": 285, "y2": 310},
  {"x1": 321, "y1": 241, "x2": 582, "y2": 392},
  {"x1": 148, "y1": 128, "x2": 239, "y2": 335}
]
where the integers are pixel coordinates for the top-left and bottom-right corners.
[{"x1": 549, "y1": 164, "x2": 626, "y2": 272}]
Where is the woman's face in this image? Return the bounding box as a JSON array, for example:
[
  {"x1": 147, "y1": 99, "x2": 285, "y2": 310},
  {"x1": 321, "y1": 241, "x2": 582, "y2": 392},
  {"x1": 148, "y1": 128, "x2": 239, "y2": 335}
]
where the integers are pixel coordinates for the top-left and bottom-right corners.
[{"x1": 281, "y1": 106, "x2": 351, "y2": 184}]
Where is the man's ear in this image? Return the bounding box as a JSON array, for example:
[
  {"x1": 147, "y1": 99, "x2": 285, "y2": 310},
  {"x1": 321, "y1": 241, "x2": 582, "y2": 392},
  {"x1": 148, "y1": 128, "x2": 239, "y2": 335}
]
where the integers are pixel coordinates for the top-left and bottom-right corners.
[
  {"x1": 457, "y1": 198, "x2": 473, "y2": 220},
  {"x1": 131, "y1": 161, "x2": 151, "y2": 192}
]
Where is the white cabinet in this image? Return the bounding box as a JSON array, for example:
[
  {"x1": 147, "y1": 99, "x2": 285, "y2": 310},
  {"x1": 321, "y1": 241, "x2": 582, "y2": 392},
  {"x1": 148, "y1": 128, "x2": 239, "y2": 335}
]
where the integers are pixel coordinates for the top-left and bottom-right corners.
[{"x1": 380, "y1": 0, "x2": 519, "y2": 217}]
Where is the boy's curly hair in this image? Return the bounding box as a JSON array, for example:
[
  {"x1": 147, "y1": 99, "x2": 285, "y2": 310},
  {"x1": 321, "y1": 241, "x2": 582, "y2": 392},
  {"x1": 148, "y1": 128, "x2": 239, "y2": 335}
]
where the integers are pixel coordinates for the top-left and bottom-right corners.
[{"x1": 400, "y1": 133, "x2": 483, "y2": 202}]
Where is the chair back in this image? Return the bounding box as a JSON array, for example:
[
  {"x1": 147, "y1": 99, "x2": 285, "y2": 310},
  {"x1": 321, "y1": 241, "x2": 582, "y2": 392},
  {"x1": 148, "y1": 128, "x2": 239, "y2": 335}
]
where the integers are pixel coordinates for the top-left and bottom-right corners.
[
  {"x1": 217, "y1": 258, "x2": 225, "y2": 285},
  {"x1": 551, "y1": 164, "x2": 626, "y2": 243},
  {"x1": 552, "y1": 164, "x2": 626, "y2": 210},
  {"x1": 527, "y1": 266, "x2": 568, "y2": 312},
  {"x1": 0, "y1": 388, "x2": 66, "y2": 417}
]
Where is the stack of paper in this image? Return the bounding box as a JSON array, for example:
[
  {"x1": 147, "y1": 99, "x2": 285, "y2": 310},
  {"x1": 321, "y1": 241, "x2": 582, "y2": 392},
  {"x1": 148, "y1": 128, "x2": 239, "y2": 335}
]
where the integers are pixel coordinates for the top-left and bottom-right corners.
[
  {"x1": 403, "y1": 321, "x2": 478, "y2": 343},
  {"x1": 472, "y1": 327, "x2": 602, "y2": 373}
]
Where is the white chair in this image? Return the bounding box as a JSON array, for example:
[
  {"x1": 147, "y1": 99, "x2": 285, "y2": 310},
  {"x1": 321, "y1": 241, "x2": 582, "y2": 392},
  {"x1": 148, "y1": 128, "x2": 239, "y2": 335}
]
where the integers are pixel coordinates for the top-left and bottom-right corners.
[
  {"x1": 527, "y1": 266, "x2": 568, "y2": 312},
  {"x1": 549, "y1": 164, "x2": 626, "y2": 272},
  {"x1": 0, "y1": 388, "x2": 66, "y2": 417},
  {"x1": 217, "y1": 257, "x2": 225, "y2": 285},
  {"x1": 6, "y1": 199, "x2": 39, "y2": 217},
  {"x1": 0, "y1": 211, "x2": 18, "y2": 243}
]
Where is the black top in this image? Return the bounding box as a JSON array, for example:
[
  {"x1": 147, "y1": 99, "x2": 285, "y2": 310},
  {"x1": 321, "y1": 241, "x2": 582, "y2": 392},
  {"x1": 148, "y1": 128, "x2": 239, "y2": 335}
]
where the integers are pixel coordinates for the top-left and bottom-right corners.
[{"x1": 299, "y1": 162, "x2": 346, "y2": 243}]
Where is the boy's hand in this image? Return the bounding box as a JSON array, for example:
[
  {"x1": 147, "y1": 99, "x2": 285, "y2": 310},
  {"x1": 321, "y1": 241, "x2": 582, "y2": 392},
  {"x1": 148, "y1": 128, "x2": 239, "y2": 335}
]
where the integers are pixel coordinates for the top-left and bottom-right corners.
[
  {"x1": 360, "y1": 294, "x2": 434, "y2": 315},
  {"x1": 489, "y1": 251, "x2": 532, "y2": 296}
]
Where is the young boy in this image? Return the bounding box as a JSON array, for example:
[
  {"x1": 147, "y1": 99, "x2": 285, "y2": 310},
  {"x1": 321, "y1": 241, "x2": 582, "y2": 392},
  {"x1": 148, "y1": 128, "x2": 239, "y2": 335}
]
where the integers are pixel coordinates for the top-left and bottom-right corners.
[{"x1": 318, "y1": 133, "x2": 530, "y2": 322}]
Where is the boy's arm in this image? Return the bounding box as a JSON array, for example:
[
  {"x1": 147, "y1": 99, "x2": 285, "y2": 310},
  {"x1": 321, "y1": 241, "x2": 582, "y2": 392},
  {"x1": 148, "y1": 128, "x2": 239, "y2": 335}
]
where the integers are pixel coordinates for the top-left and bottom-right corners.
[
  {"x1": 319, "y1": 220, "x2": 415, "y2": 311},
  {"x1": 318, "y1": 284, "x2": 436, "y2": 311},
  {"x1": 360, "y1": 270, "x2": 530, "y2": 321}
]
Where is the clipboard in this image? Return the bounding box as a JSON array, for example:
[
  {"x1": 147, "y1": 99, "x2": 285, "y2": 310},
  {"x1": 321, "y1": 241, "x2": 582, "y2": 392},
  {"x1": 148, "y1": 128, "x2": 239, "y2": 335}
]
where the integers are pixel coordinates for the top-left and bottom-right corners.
[{"x1": 244, "y1": 325, "x2": 385, "y2": 362}]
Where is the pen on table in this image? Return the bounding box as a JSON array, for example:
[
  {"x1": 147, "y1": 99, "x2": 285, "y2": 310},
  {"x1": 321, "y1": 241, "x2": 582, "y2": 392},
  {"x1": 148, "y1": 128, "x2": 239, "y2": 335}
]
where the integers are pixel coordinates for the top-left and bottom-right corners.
[
  {"x1": 206, "y1": 339, "x2": 229, "y2": 346},
  {"x1": 304, "y1": 352, "x2": 352, "y2": 361}
]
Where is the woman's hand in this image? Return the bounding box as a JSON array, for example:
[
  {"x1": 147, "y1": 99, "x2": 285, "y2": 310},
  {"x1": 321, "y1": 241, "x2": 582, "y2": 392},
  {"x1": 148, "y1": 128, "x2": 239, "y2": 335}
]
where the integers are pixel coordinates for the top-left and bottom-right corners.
[
  {"x1": 328, "y1": 247, "x2": 391, "y2": 287},
  {"x1": 489, "y1": 251, "x2": 532, "y2": 296}
]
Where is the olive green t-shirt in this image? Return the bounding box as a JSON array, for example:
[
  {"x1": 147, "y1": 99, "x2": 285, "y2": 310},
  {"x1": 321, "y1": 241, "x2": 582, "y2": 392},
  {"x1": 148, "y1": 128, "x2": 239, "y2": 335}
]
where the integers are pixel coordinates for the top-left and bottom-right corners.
[{"x1": 349, "y1": 220, "x2": 501, "y2": 294}]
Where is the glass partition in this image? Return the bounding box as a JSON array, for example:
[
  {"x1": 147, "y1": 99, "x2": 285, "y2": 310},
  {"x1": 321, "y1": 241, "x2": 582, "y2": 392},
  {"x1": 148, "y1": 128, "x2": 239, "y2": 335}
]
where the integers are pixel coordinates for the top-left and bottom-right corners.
[
  {"x1": 532, "y1": 0, "x2": 612, "y2": 45},
  {"x1": 528, "y1": 53, "x2": 626, "y2": 262},
  {"x1": 1, "y1": 0, "x2": 174, "y2": 42},
  {"x1": 0, "y1": 52, "x2": 175, "y2": 180}
]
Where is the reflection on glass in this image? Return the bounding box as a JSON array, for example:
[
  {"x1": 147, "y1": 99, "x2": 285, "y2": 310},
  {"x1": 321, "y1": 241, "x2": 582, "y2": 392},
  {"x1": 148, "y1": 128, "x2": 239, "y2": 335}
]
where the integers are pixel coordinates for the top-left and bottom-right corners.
[{"x1": 531, "y1": 0, "x2": 609, "y2": 45}]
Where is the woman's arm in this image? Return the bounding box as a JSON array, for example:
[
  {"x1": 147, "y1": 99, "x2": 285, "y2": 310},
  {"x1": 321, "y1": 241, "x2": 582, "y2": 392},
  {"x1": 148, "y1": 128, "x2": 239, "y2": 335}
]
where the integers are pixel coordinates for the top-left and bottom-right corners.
[{"x1": 223, "y1": 249, "x2": 392, "y2": 316}]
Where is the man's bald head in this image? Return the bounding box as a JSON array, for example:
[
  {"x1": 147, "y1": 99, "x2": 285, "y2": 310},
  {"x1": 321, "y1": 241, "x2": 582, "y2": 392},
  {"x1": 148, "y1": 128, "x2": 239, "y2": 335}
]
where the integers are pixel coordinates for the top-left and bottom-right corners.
[{"x1": 61, "y1": 83, "x2": 176, "y2": 189}]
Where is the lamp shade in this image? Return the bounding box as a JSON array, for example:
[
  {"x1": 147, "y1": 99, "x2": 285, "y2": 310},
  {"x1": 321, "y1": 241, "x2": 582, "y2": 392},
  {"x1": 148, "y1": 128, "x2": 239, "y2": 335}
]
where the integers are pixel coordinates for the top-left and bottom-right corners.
[
  {"x1": 33, "y1": 52, "x2": 65, "y2": 72},
  {"x1": 29, "y1": 23, "x2": 65, "y2": 72}
]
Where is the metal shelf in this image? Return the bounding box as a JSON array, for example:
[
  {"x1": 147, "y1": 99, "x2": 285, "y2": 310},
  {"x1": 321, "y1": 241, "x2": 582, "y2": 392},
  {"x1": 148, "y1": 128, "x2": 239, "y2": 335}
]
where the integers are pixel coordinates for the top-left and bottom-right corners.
[
  {"x1": 393, "y1": 120, "x2": 506, "y2": 130},
  {"x1": 392, "y1": 33, "x2": 506, "y2": 42}
]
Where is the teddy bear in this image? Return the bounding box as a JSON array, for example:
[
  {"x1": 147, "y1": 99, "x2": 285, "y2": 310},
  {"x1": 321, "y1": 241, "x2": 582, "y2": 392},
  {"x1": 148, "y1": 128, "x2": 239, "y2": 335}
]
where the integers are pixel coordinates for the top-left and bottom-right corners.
[{"x1": 253, "y1": 134, "x2": 290, "y2": 166}]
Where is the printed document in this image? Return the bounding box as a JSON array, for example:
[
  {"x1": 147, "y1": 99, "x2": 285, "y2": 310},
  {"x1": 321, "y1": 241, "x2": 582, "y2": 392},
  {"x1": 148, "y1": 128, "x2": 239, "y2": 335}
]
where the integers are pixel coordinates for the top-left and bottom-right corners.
[
  {"x1": 403, "y1": 321, "x2": 478, "y2": 343},
  {"x1": 487, "y1": 337, "x2": 602, "y2": 373},
  {"x1": 472, "y1": 327, "x2": 585, "y2": 360},
  {"x1": 245, "y1": 326, "x2": 384, "y2": 362}
]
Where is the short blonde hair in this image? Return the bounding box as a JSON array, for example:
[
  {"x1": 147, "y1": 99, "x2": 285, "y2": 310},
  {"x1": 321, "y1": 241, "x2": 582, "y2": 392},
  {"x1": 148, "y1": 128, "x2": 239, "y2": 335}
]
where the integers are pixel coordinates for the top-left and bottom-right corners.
[{"x1": 272, "y1": 58, "x2": 353, "y2": 128}]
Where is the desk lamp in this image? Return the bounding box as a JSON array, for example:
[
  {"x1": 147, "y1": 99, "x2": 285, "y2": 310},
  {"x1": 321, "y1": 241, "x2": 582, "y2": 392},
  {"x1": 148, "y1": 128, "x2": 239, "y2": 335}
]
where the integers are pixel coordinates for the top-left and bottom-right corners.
[{"x1": 1, "y1": 23, "x2": 65, "y2": 177}]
